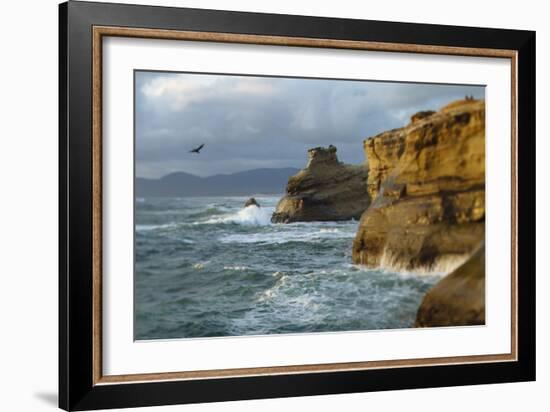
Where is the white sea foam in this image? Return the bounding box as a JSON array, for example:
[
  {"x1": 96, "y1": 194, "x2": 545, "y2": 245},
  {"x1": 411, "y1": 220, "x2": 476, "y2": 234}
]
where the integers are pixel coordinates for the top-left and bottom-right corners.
[
  {"x1": 220, "y1": 227, "x2": 354, "y2": 244},
  {"x1": 203, "y1": 205, "x2": 273, "y2": 226},
  {"x1": 377, "y1": 249, "x2": 468, "y2": 277},
  {"x1": 193, "y1": 262, "x2": 208, "y2": 270},
  {"x1": 135, "y1": 222, "x2": 178, "y2": 232},
  {"x1": 318, "y1": 228, "x2": 340, "y2": 233},
  {"x1": 223, "y1": 265, "x2": 250, "y2": 271},
  {"x1": 257, "y1": 273, "x2": 289, "y2": 302},
  {"x1": 349, "y1": 256, "x2": 456, "y2": 278},
  {"x1": 177, "y1": 238, "x2": 195, "y2": 244}
]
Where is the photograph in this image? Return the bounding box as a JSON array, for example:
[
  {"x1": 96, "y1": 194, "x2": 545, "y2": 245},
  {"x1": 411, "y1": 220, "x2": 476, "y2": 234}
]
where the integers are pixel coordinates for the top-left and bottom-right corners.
[
  {"x1": 53, "y1": 1, "x2": 537, "y2": 410},
  {"x1": 134, "y1": 71, "x2": 486, "y2": 340}
]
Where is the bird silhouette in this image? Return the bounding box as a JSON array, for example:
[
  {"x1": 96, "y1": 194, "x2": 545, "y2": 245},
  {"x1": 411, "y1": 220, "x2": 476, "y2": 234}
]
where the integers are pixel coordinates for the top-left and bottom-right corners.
[{"x1": 189, "y1": 143, "x2": 205, "y2": 154}]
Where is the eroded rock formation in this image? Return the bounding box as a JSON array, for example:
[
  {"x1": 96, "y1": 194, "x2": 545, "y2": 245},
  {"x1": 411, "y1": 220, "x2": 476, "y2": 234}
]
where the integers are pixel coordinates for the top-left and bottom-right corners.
[
  {"x1": 415, "y1": 243, "x2": 485, "y2": 327},
  {"x1": 271, "y1": 145, "x2": 370, "y2": 223},
  {"x1": 244, "y1": 197, "x2": 260, "y2": 208},
  {"x1": 352, "y1": 99, "x2": 485, "y2": 272}
]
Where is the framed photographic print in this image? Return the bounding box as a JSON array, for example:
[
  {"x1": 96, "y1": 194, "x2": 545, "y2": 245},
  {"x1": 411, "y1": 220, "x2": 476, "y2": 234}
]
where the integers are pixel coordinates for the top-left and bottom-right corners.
[{"x1": 59, "y1": 1, "x2": 536, "y2": 410}]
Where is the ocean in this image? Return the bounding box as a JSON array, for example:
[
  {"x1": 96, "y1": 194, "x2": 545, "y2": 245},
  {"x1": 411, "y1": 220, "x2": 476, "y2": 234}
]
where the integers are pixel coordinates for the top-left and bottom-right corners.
[{"x1": 135, "y1": 195, "x2": 441, "y2": 340}]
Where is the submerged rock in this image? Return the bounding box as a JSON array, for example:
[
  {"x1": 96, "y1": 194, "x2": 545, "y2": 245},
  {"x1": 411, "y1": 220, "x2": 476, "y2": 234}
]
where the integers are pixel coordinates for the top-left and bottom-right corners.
[
  {"x1": 271, "y1": 145, "x2": 370, "y2": 223},
  {"x1": 415, "y1": 243, "x2": 485, "y2": 327},
  {"x1": 244, "y1": 197, "x2": 260, "y2": 208},
  {"x1": 352, "y1": 99, "x2": 485, "y2": 271}
]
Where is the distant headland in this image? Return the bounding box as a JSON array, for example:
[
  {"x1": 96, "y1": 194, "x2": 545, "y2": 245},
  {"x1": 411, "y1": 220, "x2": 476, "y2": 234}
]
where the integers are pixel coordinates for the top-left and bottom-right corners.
[{"x1": 136, "y1": 167, "x2": 299, "y2": 197}]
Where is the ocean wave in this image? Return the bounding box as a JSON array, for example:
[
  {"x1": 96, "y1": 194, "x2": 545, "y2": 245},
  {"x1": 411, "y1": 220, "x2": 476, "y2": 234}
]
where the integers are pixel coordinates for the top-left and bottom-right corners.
[
  {"x1": 376, "y1": 250, "x2": 467, "y2": 276},
  {"x1": 202, "y1": 205, "x2": 273, "y2": 226},
  {"x1": 348, "y1": 262, "x2": 447, "y2": 279},
  {"x1": 223, "y1": 265, "x2": 250, "y2": 271},
  {"x1": 187, "y1": 207, "x2": 231, "y2": 220},
  {"x1": 220, "y1": 227, "x2": 355, "y2": 244},
  {"x1": 136, "y1": 222, "x2": 178, "y2": 232},
  {"x1": 257, "y1": 273, "x2": 289, "y2": 302},
  {"x1": 205, "y1": 203, "x2": 233, "y2": 212}
]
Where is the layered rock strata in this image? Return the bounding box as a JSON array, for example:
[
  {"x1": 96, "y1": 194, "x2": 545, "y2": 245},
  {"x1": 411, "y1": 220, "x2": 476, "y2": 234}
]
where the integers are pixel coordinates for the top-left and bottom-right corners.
[
  {"x1": 271, "y1": 145, "x2": 370, "y2": 223},
  {"x1": 352, "y1": 99, "x2": 485, "y2": 272}
]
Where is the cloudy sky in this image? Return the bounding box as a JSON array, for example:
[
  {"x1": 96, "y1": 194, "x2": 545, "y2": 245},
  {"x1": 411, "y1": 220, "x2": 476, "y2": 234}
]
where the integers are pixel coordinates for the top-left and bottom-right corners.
[{"x1": 135, "y1": 71, "x2": 484, "y2": 178}]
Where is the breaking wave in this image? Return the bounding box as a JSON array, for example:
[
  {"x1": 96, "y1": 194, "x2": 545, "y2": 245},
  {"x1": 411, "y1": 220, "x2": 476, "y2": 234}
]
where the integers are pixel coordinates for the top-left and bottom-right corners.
[
  {"x1": 203, "y1": 205, "x2": 273, "y2": 226},
  {"x1": 220, "y1": 227, "x2": 354, "y2": 244}
]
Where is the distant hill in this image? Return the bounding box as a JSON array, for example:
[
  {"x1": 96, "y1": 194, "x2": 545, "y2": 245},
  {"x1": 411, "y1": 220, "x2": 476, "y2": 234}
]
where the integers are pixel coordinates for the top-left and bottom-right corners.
[{"x1": 136, "y1": 167, "x2": 300, "y2": 197}]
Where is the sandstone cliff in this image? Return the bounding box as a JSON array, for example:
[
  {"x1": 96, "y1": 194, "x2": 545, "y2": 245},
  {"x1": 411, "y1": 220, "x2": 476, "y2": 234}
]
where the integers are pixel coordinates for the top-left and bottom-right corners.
[
  {"x1": 352, "y1": 99, "x2": 485, "y2": 272},
  {"x1": 271, "y1": 145, "x2": 370, "y2": 223},
  {"x1": 415, "y1": 243, "x2": 485, "y2": 327}
]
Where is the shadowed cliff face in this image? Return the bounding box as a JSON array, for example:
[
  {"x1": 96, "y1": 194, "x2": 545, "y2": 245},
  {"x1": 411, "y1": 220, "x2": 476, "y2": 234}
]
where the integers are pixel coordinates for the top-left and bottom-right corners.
[
  {"x1": 415, "y1": 243, "x2": 485, "y2": 327},
  {"x1": 352, "y1": 99, "x2": 485, "y2": 272},
  {"x1": 271, "y1": 145, "x2": 370, "y2": 223}
]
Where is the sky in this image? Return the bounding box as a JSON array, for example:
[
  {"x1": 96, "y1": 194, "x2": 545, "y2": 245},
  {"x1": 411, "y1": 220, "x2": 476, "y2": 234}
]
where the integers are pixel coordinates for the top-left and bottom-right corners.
[{"x1": 135, "y1": 71, "x2": 484, "y2": 178}]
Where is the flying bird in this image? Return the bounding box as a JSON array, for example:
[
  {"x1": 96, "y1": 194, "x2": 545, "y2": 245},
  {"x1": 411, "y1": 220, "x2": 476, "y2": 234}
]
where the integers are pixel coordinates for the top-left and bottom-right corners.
[{"x1": 189, "y1": 143, "x2": 205, "y2": 154}]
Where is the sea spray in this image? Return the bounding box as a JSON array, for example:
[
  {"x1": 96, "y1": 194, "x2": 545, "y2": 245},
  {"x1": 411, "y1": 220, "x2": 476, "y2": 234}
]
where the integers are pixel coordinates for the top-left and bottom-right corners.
[{"x1": 203, "y1": 205, "x2": 273, "y2": 226}]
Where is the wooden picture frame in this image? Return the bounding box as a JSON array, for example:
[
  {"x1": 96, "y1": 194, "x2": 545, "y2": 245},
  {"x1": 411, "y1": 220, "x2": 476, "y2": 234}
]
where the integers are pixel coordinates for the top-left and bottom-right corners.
[{"x1": 59, "y1": 1, "x2": 535, "y2": 410}]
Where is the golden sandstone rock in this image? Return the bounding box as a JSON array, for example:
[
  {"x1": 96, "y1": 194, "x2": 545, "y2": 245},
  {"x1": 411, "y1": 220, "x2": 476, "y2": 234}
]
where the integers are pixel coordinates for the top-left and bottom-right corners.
[
  {"x1": 352, "y1": 99, "x2": 485, "y2": 272},
  {"x1": 415, "y1": 243, "x2": 485, "y2": 327},
  {"x1": 271, "y1": 145, "x2": 370, "y2": 223}
]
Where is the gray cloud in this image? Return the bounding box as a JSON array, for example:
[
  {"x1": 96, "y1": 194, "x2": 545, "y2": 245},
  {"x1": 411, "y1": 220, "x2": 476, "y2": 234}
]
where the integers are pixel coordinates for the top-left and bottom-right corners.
[{"x1": 136, "y1": 71, "x2": 484, "y2": 178}]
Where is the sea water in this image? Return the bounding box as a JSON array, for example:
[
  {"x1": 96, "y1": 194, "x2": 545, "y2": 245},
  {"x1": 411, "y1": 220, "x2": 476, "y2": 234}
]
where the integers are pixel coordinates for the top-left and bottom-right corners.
[{"x1": 135, "y1": 195, "x2": 441, "y2": 340}]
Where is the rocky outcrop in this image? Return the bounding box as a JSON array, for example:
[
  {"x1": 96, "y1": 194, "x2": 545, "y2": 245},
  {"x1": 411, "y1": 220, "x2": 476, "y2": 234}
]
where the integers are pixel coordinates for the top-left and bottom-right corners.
[
  {"x1": 271, "y1": 145, "x2": 370, "y2": 223},
  {"x1": 244, "y1": 197, "x2": 260, "y2": 208},
  {"x1": 415, "y1": 243, "x2": 485, "y2": 327},
  {"x1": 352, "y1": 99, "x2": 485, "y2": 272}
]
